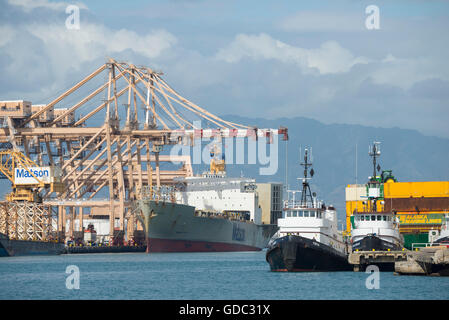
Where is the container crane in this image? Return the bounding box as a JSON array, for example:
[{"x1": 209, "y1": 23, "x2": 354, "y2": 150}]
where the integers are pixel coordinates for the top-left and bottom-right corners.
[{"x1": 0, "y1": 149, "x2": 63, "y2": 202}]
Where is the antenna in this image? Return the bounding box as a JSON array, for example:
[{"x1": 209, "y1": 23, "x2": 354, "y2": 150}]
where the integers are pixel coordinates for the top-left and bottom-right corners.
[
  {"x1": 368, "y1": 141, "x2": 381, "y2": 181},
  {"x1": 299, "y1": 146, "x2": 314, "y2": 205},
  {"x1": 355, "y1": 143, "x2": 358, "y2": 185},
  {"x1": 285, "y1": 139, "x2": 288, "y2": 197},
  {"x1": 368, "y1": 141, "x2": 382, "y2": 212}
]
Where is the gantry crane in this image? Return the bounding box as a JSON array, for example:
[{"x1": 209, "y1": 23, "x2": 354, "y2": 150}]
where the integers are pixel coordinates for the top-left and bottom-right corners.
[
  {"x1": 0, "y1": 149, "x2": 63, "y2": 202},
  {"x1": 0, "y1": 58, "x2": 288, "y2": 244}
]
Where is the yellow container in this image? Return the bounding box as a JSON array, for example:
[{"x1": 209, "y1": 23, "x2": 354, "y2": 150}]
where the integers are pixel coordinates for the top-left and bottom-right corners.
[{"x1": 384, "y1": 181, "x2": 449, "y2": 198}]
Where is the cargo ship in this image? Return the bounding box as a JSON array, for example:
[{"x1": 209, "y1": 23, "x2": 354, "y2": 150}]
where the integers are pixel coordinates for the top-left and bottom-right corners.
[
  {"x1": 265, "y1": 148, "x2": 351, "y2": 272},
  {"x1": 136, "y1": 150, "x2": 278, "y2": 252},
  {"x1": 0, "y1": 232, "x2": 65, "y2": 257}
]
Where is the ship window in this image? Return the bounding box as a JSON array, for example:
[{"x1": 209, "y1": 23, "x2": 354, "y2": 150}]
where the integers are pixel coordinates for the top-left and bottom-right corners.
[
  {"x1": 377, "y1": 215, "x2": 382, "y2": 221},
  {"x1": 383, "y1": 215, "x2": 387, "y2": 221},
  {"x1": 304, "y1": 211, "x2": 309, "y2": 217},
  {"x1": 298, "y1": 211, "x2": 303, "y2": 217},
  {"x1": 310, "y1": 211, "x2": 315, "y2": 217},
  {"x1": 287, "y1": 211, "x2": 292, "y2": 217},
  {"x1": 366, "y1": 215, "x2": 370, "y2": 221},
  {"x1": 361, "y1": 216, "x2": 364, "y2": 221},
  {"x1": 293, "y1": 211, "x2": 297, "y2": 217}
]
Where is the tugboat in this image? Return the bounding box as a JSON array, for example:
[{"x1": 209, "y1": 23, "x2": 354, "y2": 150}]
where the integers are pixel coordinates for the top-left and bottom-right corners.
[
  {"x1": 350, "y1": 142, "x2": 404, "y2": 252},
  {"x1": 266, "y1": 148, "x2": 351, "y2": 272}
]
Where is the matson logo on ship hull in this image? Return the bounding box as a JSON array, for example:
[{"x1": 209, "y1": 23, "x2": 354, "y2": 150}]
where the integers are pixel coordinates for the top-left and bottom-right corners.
[{"x1": 14, "y1": 167, "x2": 52, "y2": 185}]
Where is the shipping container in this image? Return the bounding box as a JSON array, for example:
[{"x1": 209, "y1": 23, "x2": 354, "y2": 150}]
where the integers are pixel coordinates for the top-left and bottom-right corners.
[{"x1": 384, "y1": 181, "x2": 449, "y2": 198}]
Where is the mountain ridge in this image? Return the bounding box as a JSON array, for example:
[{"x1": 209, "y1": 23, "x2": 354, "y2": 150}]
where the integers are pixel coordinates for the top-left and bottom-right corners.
[{"x1": 220, "y1": 114, "x2": 449, "y2": 223}]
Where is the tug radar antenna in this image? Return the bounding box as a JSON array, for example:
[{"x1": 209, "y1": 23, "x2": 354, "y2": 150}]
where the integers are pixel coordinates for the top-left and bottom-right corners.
[
  {"x1": 298, "y1": 147, "x2": 314, "y2": 205},
  {"x1": 368, "y1": 141, "x2": 381, "y2": 181},
  {"x1": 368, "y1": 141, "x2": 382, "y2": 212}
]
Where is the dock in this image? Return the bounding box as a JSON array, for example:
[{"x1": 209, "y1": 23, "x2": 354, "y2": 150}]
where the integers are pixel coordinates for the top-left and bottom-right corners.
[
  {"x1": 394, "y1": 246, "x2": 449, "y2": 276},
  {"x1": 348, "y1": 247, "x2": 449, "y2": 275},
  {"x1": 348, "y1": 250, "x2": 408, "y2": 271}
]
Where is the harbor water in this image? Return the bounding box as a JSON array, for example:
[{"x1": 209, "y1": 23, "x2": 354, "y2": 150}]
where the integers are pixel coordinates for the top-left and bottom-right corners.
[{"x1": 1, "y1": 250, "x2": 448, "y2": 300}]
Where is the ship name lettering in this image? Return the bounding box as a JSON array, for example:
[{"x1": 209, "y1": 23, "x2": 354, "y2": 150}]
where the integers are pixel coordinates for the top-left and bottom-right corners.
[{"x1": 232, "y1": 224, "x2": 245, "y2": 241}]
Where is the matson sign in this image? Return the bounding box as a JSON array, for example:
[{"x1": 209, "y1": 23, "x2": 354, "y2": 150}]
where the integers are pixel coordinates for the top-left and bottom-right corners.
[{"x1": 14, "y1": 167, "x2": 52, "y2": 185}]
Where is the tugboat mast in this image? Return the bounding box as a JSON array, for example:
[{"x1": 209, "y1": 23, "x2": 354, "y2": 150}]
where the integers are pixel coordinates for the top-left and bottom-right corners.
[
  {"x1": 369, "y1": 142, "x2": 381, "y2": 183},
  {"x1": 299, "y1": 148, "x2": 314, "y2": 205},
  {"x1": 368, "y1": 142, "x2": 381, "y2": 212}
]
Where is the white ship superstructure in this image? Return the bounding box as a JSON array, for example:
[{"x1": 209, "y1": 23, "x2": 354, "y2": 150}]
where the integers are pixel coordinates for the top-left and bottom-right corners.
[
  {"x1": 275, "y1": 197, "x2": 346, "y2": 254},
  {"x1": 175, "y1": 173, "x2": 262, "y2": 224},
  {"x1": 351, "y1": 212, "x2": 402, "y2": 250},
  {"x1": 435, "y1": 214, "x2": 449, "y2": 244}
]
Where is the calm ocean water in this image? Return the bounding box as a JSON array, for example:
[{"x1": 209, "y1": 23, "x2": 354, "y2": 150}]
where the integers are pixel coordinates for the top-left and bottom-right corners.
[{"x1": 0, "y1": 250, "x2": 448, "y2": 300}]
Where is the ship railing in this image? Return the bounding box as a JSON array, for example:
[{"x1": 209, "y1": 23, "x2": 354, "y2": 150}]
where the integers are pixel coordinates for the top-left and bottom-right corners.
[
  {"x1": 411, "y1": 242, "x2": 449, "y2": 251},
  {"x1": 283, "y1": 200, "x2": 323, "y2": 209},
  {"x1": 139, "y1": 185, "x2": 177, "y2": 203}
]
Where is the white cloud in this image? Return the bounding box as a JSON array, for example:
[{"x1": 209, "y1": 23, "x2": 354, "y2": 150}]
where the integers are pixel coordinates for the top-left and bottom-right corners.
[
  {"x1": 371, "y1": 54, "x2": 448, "y2": 90},
  {"x1": 216, "y1": 33, "x2": 370, "y2": 74},
  {"x1": 0, "y1": 7, "x2": 177, "y2": 103},
  {"x1": 26, "y1": 23, "x2": 177, "y2": 64},
  {"x1": 7, "y1": 0, "x2": 88, "y2": 12},
  {"x1": 0, "y1": 25, "x2": 16, "y2": 47},
  {"x1": 279, "y1": 11, "x2": 364, "y2": 32}
]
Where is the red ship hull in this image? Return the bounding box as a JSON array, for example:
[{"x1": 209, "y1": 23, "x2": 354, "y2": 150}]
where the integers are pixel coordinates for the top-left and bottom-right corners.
[{"x1": 146, "y1": 238, "x2": 261, "y2": 253}]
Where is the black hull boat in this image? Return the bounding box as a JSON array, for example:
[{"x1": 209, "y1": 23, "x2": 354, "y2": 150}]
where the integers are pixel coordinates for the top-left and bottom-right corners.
[
  {"x1": 351, "y1": 235, "x2": 402, "y2": 252},
  {"x1": 266, "y1": 235, "x2": 352, "y2": 272},
  {"x1": 435, "y1": 236, "x2": 449, "y2": 245}
]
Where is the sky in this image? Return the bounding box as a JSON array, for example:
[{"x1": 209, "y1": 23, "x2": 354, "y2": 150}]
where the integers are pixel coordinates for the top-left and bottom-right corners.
[{"x1": 1, "y1": 0, "x2": 449, "y2": 138}]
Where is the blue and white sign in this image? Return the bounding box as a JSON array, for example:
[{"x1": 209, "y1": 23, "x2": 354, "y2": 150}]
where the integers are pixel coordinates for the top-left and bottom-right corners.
[{"x1": 14, "y1": 167, "x2": 52, "y2": 185}]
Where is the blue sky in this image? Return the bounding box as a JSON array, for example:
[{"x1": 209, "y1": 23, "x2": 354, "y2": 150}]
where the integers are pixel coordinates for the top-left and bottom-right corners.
[{"x1": 1, "y1": 0, "x2": 448, "y2": 137}]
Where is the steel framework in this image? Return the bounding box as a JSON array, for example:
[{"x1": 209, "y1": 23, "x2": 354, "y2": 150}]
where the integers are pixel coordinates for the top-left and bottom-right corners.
[
  {"x1": 0, "y1": 58, "x2": 288, "y2": 243},
  {"x1": 0, "y1": 201, "x2": 54, "y2": 241}
]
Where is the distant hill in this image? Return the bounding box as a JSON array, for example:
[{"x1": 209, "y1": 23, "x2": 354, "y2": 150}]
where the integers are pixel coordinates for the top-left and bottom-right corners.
[{"x1": 220, "y1": 115, "x2": 449, "y2": 224}]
